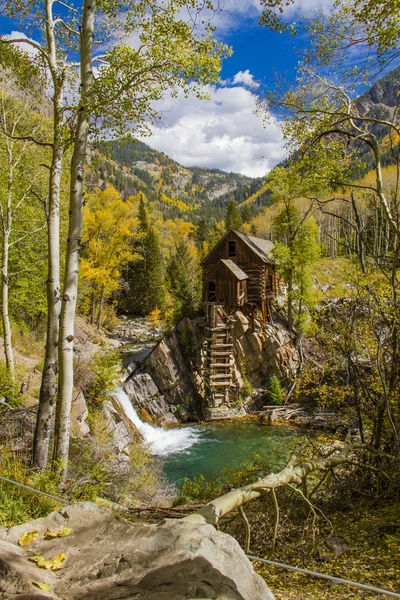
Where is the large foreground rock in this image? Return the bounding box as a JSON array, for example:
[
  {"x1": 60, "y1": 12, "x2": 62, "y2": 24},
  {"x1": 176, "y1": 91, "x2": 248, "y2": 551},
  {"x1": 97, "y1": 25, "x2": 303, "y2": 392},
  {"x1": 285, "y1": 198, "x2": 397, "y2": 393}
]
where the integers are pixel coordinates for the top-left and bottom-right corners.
[{"x1": 0, "y1": 502, "x2": 274, "y2": 600}]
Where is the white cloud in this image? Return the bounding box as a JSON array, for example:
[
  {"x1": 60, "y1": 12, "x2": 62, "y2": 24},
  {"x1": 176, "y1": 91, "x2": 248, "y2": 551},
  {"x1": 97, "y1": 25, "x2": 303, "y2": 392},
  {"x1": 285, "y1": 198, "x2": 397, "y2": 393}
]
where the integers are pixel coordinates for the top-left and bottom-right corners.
[
  {"x1": 5, "y1": 31, "x2": 40, "y2": 57},
  {"x1": 184, "y1": 0, "x2": 333, "y2": 34},
  {"x1": 285, "y1": 0, "x2": 334, "y2": 15},
  {"x1": 232, "y1": 69, "x2": 260, "y2": 88},
  {"x1": 139, "y1": 83, "x2": 285, "y2": 178}
]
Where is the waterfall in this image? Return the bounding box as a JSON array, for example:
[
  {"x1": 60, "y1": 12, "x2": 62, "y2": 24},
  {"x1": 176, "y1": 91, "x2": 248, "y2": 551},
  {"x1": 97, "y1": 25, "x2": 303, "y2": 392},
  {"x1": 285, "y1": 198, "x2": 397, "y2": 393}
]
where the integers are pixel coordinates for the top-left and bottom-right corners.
[{"x1": 113, "y1": 387, "x2": 202, "y2": 456}]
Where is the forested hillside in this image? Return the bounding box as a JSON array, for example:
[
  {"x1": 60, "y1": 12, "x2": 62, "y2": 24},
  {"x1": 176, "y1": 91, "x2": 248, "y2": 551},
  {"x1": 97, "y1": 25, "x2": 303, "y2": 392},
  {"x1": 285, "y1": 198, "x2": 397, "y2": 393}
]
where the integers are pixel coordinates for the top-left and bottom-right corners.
[{"x1": 89, "y1": 139, "x2": 272, "y2": 224}]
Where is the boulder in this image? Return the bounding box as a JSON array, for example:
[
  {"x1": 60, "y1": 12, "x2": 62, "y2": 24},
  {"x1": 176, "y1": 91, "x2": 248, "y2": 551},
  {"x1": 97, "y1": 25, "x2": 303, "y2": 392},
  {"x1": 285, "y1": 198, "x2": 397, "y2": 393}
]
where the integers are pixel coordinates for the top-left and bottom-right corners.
[
  {"x1": 233, "y1": 311, "x2": 250, "y2": 337},
  {"x1": 156, "y1": 412, "x2": 179, "y2": 427},
  {"x1": 139, "y1": 320, "x2": 201, "y2": 413},
  {"x1": 325, "y1": 533, "x2": 350, "y2": 556},
  {"x1": 124, "y1": 373, "x2": 159, "y2": 404},
  {"x1": 102, "y1": 399, "x2": 133, "y2": 458},
  {"x1": 0, "y1": 502, "x2": 274, "y2": 600}
]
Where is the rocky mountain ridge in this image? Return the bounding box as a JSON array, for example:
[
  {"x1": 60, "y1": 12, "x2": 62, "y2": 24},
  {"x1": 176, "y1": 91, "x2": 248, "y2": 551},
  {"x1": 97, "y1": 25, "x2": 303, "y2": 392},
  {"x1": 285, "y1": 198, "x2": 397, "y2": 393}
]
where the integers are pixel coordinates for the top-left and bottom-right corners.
[{"x1": 93, "y1": 140, "x2": 269, "y2": 214}]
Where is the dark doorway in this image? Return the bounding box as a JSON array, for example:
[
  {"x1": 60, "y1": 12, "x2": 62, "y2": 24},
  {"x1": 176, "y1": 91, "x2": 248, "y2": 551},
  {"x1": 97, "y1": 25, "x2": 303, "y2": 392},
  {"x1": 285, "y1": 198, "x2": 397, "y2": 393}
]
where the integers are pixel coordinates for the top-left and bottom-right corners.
[{"x1": 208, "y1": 281, "x2": 216, "y2": 302}]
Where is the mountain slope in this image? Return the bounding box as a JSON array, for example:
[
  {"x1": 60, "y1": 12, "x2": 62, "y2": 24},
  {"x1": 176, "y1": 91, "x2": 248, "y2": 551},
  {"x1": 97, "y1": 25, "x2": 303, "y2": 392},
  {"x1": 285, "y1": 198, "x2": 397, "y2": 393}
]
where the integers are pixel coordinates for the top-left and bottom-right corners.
[{"x1": 89, "y1": 140, "x2": 272, "y2": 222}]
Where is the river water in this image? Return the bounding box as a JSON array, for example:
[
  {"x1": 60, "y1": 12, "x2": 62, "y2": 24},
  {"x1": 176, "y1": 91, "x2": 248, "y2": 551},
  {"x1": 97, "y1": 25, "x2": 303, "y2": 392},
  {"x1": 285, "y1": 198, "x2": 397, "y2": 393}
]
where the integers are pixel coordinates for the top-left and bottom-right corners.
[
  {"x1": 114, "y1": 387, "x2": 297, "y2": 486},
  {"x1": 116, "y1": 320, "x2": 298, "y2": 485}
]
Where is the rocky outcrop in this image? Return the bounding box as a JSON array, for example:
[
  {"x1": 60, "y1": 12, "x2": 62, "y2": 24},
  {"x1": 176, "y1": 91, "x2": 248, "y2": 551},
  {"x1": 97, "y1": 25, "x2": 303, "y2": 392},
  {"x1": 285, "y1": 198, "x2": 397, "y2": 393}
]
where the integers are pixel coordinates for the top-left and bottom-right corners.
[
  {"x1": 0, "y1": 502, "x2": 274, "y2": 600},
  {"x1": 232, "y1": 311, "x2": 300, "y2": 389},
  {"x1": 124, "y1": 318, "x2": 204, "y2": 424},
  {"x1": 102, "y1": 398, "x2": 134, "y2": 459},
  {"x1": 124, "y1": 309, "x2": 299, "y2": 423},
  {"x1": 124, "y1": 373, "x2": 179, "y2": 427}
]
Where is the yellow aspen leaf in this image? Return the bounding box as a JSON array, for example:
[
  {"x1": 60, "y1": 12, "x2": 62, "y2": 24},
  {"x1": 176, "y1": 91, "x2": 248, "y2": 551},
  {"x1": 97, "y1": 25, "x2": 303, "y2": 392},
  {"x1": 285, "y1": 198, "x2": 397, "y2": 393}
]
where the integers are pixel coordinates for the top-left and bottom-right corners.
[
  {"x1": 44, "y1": 527, "x2": 72, "y2": 539},
  {"x1": 32, "y1": 581, "x2": 51, "y2": 592},
  {"x1": 28, "y1": 552, "x2": 66, "y2": 571},
  {"x1": 18, "y1": 530, "x2": 39, "y2": 547}
]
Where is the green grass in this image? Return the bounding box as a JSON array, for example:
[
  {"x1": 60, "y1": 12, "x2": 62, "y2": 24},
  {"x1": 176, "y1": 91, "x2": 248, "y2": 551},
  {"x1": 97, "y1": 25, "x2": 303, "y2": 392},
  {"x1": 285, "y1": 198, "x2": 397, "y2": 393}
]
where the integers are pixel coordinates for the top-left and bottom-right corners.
[{"x1": 307, "y1": 257, "x2": 355, "y2": 301}]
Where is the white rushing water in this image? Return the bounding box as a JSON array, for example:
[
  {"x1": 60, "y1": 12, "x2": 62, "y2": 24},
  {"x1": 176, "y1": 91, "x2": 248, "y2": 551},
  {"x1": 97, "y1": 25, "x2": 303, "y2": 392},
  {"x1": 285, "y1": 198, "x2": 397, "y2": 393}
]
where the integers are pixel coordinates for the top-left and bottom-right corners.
[{"x1": 113, "y1": 387, "x2": 202, "y2": 456}]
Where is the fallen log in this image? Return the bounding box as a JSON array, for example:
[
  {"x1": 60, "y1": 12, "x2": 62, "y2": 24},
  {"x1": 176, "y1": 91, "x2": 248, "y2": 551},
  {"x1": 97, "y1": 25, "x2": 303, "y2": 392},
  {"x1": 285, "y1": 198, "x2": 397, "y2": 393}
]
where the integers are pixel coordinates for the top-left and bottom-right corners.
[{"x1": 184, "y1": 441, "x2": 365, "y2": 527}]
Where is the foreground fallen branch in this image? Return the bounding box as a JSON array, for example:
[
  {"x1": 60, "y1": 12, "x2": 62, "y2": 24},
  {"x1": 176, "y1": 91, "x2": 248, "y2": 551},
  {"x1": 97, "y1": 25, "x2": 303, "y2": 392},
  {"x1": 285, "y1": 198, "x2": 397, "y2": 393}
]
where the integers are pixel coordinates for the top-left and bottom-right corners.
[{"x1": 184, "y1": 441, "x2": 364, "y2": 527}]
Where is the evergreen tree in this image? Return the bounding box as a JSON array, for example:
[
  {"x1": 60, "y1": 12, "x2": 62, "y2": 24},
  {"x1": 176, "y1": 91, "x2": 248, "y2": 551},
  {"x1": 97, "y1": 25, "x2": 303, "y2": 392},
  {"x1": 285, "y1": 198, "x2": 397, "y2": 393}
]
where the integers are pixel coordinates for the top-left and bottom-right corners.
[
  {"x1": 167, "y1": 239, "x2": 201, "y2": 322},
  {"x1": 143, "y1": 228, "x2": 166, "y2": 314},
  {"x1": 195, "y1": 218, "x2": 211, "y2": 249},
  {"x1": 137, "y1": 193, "x2": 149, "y2": 233},
  {"x1": 225, "y1": 200, "x2": 242, "y2": 231},
  {"x1": 267, "y1": 375, "x2": 283, "y2": 405},
  {"x1": 240, "y1": 204, "x2": 251, "y2": 224}
]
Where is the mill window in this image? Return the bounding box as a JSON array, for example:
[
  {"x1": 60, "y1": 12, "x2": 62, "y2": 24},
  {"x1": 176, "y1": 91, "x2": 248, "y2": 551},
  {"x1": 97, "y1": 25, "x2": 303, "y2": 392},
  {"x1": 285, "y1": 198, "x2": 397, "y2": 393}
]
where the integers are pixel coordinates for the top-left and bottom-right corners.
[
  {"x1": 228, "y1": 240, "x2": 236, "y2": 258},
  {"x1": 208, "y1": 281, "x2": 216, "y2": 302}
]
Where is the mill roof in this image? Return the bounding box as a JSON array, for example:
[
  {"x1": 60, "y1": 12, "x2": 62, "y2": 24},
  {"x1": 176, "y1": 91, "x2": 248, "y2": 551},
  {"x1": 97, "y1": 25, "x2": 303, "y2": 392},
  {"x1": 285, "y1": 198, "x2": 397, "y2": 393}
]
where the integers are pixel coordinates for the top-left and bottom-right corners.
[
  {"x1": 202, "y1": 229, "x2": 275, "y2": 265},
  {"x1": 233, "y1": 230, "x2": 275, "y2": 262},
  {"x1": 219, "y1": 259, "x2": 248, "y2": 280}
]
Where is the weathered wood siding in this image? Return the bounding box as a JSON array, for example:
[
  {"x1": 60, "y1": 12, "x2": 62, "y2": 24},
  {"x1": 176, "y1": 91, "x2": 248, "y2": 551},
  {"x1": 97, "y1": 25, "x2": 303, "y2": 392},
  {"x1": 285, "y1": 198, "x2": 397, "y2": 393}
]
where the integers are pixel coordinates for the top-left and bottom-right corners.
[
  {"x1": 203, "y1": 231, "x2": 266, "y2": 266},
  {"x1": 203, "y1": 262, "x2": 247, "y2": 307}
]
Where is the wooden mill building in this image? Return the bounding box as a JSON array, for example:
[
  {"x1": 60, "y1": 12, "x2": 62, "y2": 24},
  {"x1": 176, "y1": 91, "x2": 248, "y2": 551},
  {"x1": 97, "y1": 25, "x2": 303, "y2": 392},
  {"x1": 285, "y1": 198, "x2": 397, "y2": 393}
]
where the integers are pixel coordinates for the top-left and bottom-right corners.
[{"x1": 202, "y1": 229, "x2": 279, "y2": 407}]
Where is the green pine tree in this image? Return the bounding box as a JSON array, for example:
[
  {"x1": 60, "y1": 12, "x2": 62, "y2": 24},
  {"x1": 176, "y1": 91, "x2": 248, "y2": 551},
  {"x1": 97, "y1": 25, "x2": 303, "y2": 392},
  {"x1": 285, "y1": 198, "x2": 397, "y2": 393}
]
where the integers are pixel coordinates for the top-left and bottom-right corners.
[
  {"x1": 225, "y1": 199, "x2": 242, "y2": 231},
  {"x1": 240, "y1": 204, "x2": 251, "y2": 224},
  {"x1": 120, "y1": 200, "x2": 166, "y2": 315},
  {"x1": 142, "y1": 227, "x2": 166, "y2": 314},
  {"x1": 267, "y1": 375, "x2": 283, "y2": 405},
  {"x1": 195, "y1": 218, "x2": 211, "y2": 249},
  {"x1": 167, "y1": 239, "x2": 201, "y2": 322},
  {"x1": 137, "y1": 193, "x2": 149, "y2": 233}
]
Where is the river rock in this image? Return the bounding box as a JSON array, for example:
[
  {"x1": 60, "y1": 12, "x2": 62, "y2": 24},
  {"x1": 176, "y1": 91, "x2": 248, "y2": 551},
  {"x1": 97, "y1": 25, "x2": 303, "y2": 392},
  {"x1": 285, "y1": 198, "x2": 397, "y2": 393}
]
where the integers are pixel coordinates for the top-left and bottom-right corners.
[
  {"x1": 325, "y1": 533, "x2": 350, "y2": 556},
  {"x1": 103, "y1": 399, "x2": 134, "y2": 458},
  {"x1": 123, "y1": 374, "x2": 179, "y2": 426},
  {"x1": 125, "y1": 373, "x2": 159, "y2": 403},
  {"x1": 0, "y1": 502, "x2": 274, "y2": 600}
]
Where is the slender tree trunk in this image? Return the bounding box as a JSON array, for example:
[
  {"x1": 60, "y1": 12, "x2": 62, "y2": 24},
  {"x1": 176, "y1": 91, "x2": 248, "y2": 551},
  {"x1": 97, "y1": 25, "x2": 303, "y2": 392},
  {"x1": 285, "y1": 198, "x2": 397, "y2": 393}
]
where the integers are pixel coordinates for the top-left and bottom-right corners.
[
  {"x1": 33, "y1": 0, "x2": 65, "y2": 468},
  {"x1": 1, "y1": 226, "x2": 14, "y2": 374},
  {"x1": 287, "y1": 271, "x2": 293, "y2": 330},
  {"x1": 1, "y1": 140, "x2": 15, "y2": 375},
  {"x1": 97, "y1": 287, "x2": 104, "y2": 330},
  {"x1": 33, "y1": 133, "x2": 63, "y2": 468},
  {"x1": 90, "y1": 290, "x2": 96, "y2": 325},
  {"x1": 53, "y1": 0, "x2": 96, "y2": 477},
  {"x1": 351, "y1": 193, "x2": 367, "y2": 275}
]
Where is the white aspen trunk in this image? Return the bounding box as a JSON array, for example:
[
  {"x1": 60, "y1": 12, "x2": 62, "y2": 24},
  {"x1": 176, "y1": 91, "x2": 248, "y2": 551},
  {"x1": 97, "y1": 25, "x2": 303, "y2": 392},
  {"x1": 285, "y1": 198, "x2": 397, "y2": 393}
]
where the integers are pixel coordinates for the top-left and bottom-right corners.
[
  {"x1": 52, "y1": 0, "x2": 96, "y2": 477},
  {"x1": 373, "y1": 138, "x2": 399, "y2": 242},
  {"x1": 33, "y1": 131, "x2": 63, "y2": 468},
  {"x1": 33, "y1": 0, "x2": 65, "y2": 469},
  {"x1": 2, "y1": 225, "x2": 14, "y2": 374},
  {"x1": 1, "y1": 130, "x2": 15, "y2": 375}
]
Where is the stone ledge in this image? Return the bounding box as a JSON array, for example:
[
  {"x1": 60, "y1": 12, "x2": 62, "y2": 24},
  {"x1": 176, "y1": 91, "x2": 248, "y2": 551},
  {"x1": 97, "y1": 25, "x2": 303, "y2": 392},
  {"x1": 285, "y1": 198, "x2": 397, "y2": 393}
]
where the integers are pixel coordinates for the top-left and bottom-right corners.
[{"x1": 204, "y1": 406, "x2": 247, "y2": 421}]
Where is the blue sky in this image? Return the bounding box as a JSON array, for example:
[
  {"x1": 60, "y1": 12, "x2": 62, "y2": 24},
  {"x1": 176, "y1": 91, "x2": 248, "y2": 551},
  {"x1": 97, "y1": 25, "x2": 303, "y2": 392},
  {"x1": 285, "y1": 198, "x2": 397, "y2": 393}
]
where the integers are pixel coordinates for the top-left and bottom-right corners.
[{"x1": 0, "y1": 0, "x2": 334, "y2": 177}]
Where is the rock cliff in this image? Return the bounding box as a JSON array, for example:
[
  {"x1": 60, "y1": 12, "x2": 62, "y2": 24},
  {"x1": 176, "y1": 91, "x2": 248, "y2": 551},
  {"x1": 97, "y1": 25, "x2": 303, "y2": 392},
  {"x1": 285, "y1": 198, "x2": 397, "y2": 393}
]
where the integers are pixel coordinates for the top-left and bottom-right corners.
[
  {"x1": 0, "y1": 502, "x2": 275, "y2": 600},
  {"x1": 124, "y1": 309, "x2": 299, "y2": 424}
]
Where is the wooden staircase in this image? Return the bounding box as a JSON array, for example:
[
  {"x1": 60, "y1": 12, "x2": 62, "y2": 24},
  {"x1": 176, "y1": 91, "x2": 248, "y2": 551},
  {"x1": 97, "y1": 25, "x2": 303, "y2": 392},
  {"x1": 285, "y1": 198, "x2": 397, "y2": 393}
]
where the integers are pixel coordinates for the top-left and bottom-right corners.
[{"x1": 203, "y1": 304, "x2": 236, "y2": 406}]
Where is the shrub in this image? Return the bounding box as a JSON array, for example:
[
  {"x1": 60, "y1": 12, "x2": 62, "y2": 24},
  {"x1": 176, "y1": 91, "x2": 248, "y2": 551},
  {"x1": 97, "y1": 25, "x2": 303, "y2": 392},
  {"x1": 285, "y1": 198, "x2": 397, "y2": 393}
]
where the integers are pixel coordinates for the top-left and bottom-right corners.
[
  {"x1": 0, "y1": 447, "x2": 60, "y2": 526},
  {"x1": 77, "y1": 349, "x2": 121, "y2": 407},
  {"x1": 239, "y1": 360, "x2": 253, "y2": 400},
  {"x1": 0, "y1": 360, "x2": 26, "y2": 406},
  {"x1": 267, "y1": 375, "x2": 283, "y2": 405}
]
